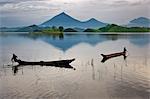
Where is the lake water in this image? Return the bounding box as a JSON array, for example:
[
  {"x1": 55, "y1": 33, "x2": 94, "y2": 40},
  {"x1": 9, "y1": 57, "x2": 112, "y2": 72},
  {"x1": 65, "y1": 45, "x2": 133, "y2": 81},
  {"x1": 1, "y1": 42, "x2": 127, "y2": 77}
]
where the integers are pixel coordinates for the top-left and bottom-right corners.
[{"x1": 0, "y1": 32, "x2": 150, "y2": 99}]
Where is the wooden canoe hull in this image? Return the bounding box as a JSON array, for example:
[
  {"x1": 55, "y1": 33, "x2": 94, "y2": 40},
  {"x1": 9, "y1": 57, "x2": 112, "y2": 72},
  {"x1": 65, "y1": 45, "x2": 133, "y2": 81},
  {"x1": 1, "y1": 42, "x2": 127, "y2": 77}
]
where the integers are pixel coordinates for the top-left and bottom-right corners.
[
  {"x1": 12, "y1": 58, "x2": 76, "y2": 75},
  {"x1": 101, "y1": 52, "x2": 126, "y2": 59},
  {"x1": 17, "y1": 59, "x2": 75, "y2": 66},
  {"x1": 101, "y1": 48, "x2": 127, "y2": 63},
  {"x1": 11, "y1": 54, "x2": 76, "y2": 70}
]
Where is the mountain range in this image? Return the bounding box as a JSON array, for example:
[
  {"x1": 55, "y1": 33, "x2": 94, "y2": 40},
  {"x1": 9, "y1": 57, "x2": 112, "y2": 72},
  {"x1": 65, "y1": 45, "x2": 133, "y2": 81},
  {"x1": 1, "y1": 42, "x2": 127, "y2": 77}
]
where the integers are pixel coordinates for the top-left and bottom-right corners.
[
  {"x1": 40, "y1": 12, "x2": 150, "y2": 28},
  {"x1": 40, "y1": 12, "x2": 107, "y2": 28},
  {"x1": 127, "y1": 17, "x2": 150, "y2": 27},
  {"x1": 1, "y1": 12, "x2": 149, "y2": 32}
]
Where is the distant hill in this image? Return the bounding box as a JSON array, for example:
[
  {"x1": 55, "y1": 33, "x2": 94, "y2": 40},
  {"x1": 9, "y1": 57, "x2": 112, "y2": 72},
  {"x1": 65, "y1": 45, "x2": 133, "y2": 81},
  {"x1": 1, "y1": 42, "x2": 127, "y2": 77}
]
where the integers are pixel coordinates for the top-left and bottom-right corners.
[
  {"x1": 16, "y1": 24, "x2": 42, "y2": 32},
  {"x1": 99, "y1": 24, "x2": 150, "y2": 32},
  {"x1": 73, "y1": 27, "x2": 85, "y2": 32},
  {"x1": 82, "y1": 18, "x2": 106, "y2": 28},
  {"x1": 84, "y1": 28, "x2": 99, "y2": 32},
  {"x1": 127, "y1": 17, "x2": 150, "y2": 27},
  {"x1": 0, "y1": 27, "x2": 21, "y2": 32},
  {"x1": 40, "y1": 12, "x2": 107, "y2": 28},
  {"x1": 64, "y1": 28, "x2": 78, "y2": 32}
]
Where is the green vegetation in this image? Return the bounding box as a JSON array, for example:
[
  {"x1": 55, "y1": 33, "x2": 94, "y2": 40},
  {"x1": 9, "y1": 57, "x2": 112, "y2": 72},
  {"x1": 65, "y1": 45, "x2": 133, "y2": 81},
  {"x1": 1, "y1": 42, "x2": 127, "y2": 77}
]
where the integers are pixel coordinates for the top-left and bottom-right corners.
[
  {"x1": 83, "y1": 24, "x2": 150, "y2": 32},
  {"x1": 64, "y1": 28, "x2": 77, "y2": 32},
  {"x1": 58, "y1": 26, "x2": 64, "y2": 32},
  {"x1": 1, "y1": 24, "x2": 150, "y2": 33},
  {"x1": 84, "y1": 28, "x2": 99, "y2": 32},
  {"x1": 99, "y1": 24, "x2": 150, "y2": 32},
  {"x1": 31, "y1": 26, "x2": 64, "y2": 35}
]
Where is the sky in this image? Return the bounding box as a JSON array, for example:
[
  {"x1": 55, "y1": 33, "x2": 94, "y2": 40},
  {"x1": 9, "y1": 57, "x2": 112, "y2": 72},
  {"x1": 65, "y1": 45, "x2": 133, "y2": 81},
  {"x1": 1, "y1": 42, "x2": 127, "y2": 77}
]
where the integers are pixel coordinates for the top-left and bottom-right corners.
[{"x1": 0, "y1": 0, "x2": 150, "y2": 27}]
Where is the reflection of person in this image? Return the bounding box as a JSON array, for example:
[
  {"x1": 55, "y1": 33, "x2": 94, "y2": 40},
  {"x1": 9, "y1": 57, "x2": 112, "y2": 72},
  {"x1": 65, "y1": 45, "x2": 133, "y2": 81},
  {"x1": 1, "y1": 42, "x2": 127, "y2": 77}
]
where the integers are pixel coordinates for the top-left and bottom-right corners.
[{"x1": 12, "y1": 66, "x2": 18, "y2": 75}]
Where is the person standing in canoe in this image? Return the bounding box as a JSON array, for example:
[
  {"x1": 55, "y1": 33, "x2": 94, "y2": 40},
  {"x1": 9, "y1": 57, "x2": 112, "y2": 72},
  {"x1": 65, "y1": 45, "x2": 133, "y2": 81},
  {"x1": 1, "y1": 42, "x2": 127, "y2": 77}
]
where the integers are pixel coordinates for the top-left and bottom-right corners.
[{"x1": 11, "y1": 54, "x2": 18, "y2": 63}]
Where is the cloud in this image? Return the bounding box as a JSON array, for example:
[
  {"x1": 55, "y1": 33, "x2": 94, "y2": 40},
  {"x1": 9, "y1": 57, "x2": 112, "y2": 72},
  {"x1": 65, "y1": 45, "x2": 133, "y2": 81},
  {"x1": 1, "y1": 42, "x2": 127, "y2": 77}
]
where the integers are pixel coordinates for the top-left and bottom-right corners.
[
  {"x1": 0, "y1": 0, "x2": 150, "y2": 27},
  {"x1": 0, "y1": 0, "x2": 45, "y2": 5},
  {"x1": 0, "y1": 0, "x2": 59, "y2": 13},
  {"x1": 89, "y1": 0, "x2": 150, "y2": 6},
  {"x1": 1, "y1": 0, "x2": 149, "y2": 12}
]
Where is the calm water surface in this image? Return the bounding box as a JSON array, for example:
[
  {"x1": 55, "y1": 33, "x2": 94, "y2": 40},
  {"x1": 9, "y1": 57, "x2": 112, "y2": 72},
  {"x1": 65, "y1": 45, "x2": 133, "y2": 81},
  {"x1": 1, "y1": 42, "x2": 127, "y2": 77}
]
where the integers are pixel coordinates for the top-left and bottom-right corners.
[{"x1": 0, "y1": 32, "x2": 150, "y2": 99}]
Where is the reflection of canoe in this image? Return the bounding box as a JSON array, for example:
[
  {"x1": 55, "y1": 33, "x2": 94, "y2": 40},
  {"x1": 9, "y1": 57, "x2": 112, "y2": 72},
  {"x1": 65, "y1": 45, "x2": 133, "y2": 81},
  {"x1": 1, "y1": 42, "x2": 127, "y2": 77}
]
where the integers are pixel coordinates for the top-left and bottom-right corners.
[
  {"x1": 11, "y1": 54, "x2": 75, "y2": 68},
  {"x1": 101, "y1": 47, "x2": 127, "y2": 63}
]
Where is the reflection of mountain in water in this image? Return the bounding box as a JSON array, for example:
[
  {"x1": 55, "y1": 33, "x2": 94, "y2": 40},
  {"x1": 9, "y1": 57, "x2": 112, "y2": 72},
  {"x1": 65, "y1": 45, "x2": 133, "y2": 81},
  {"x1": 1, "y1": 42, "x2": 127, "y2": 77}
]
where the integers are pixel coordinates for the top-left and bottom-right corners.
[
  {"x1": 36, "y1": 34, "x2": 106, "y2": 51},
  {"x1": 30, "y1": 34, "x2": 150, "y2": 51},
  {"x1": 128, "y1": 34, "x2": 150, "y2": 46},
  {"x1": 1, "y1": 33, "x2": 150, "y2": 51}
]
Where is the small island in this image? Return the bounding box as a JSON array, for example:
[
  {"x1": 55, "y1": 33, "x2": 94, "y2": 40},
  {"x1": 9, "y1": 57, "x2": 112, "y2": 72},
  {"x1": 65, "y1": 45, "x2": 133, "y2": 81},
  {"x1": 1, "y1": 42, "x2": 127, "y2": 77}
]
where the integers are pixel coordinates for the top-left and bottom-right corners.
[
  {"x1": 30, "y1": 26, "x2": 64, "y2": 35},
  {"x1": 84, "y1": 24, "x2": 150, "y2": 33},
  {"x1": 84, "y1": 28, "x2": 99, "y2": 32},
  {"x1": 99, "y1": 24, "x2": 150, "y2": 32},
  {"x1": 64, "y1": 28, "x2": 78, "y2": 32}
]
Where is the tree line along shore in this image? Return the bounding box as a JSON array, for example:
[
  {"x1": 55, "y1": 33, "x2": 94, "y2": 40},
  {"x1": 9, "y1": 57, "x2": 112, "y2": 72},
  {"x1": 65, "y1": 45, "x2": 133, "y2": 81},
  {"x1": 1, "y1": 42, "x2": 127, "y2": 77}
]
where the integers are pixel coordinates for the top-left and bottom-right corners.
[{"x1": 1, "y1": 24, "x2": 150, "y2": 34}]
